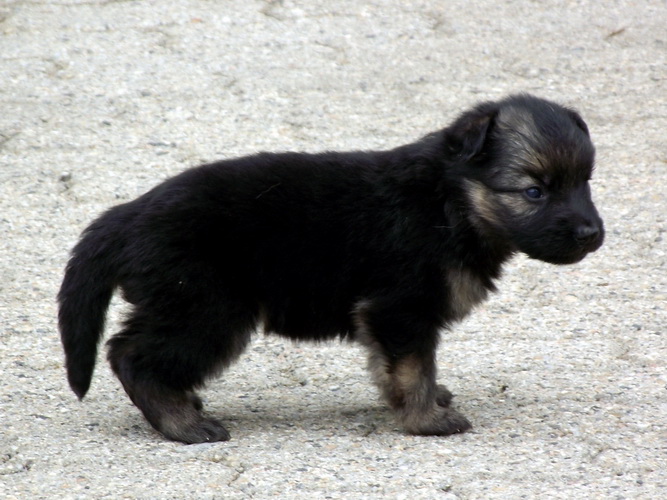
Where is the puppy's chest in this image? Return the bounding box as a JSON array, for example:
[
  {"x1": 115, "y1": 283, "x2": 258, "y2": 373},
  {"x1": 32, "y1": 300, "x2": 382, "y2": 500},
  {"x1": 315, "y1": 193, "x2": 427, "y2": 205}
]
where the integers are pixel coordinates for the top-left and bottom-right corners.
[{"x1": 446, "y1": 268, "x2": 490, "y2": 322}]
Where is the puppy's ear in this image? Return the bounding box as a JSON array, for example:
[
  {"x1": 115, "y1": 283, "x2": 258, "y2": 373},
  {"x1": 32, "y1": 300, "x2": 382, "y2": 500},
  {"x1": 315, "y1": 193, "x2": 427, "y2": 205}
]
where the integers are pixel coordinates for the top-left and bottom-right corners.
[
  {"x1": 445, "y1": 103, "x2": 498, "y2": 161},
  {"x1": 567, "y1": 109, "x2": 590, "y2": 136}
]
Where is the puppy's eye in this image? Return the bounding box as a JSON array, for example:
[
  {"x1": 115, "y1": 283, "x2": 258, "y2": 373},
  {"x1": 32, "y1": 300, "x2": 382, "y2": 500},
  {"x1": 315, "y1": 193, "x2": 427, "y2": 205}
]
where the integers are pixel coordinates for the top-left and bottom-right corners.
[{"x1": 525, "y1": 187, "x2": 544, "y2": 199}]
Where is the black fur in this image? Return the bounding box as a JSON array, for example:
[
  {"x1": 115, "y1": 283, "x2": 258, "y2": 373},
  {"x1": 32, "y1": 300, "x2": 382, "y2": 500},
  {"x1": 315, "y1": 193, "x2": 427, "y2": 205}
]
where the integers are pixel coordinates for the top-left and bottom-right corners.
[{"x1": 58, "y1": 94, "x2": 604, "y2": 443}]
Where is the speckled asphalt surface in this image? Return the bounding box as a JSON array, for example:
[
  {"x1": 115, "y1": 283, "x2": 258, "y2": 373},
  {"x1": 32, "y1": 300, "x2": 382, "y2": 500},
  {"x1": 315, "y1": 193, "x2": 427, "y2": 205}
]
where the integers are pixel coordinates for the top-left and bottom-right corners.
[{"x1": 1, "y1": 1, "x2": 665, "y2": 498}]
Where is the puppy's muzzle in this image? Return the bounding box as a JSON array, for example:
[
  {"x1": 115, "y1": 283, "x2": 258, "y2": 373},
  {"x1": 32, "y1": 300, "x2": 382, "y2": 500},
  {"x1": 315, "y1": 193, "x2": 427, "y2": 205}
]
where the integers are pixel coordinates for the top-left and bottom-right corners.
[
  {"x1": 575, "y1": 222, "x2": 602, "y2": 246},
  {"x1": 572, "y1": 217, "x2": 605, "y2": 262}
]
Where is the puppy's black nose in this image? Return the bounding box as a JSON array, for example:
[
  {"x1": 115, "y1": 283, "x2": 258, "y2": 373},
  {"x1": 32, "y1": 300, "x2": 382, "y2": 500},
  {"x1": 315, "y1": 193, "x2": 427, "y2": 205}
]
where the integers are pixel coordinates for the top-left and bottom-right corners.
[{"x1": 575, "y1": 223, "x2": 600, "y2": 244}]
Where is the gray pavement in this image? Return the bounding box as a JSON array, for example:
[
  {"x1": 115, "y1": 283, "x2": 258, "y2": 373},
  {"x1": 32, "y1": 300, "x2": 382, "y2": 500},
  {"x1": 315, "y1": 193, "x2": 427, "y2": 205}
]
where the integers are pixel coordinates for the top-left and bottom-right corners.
[{"x1": 1, "y1": 0, "x2": 666, "y2": 498}]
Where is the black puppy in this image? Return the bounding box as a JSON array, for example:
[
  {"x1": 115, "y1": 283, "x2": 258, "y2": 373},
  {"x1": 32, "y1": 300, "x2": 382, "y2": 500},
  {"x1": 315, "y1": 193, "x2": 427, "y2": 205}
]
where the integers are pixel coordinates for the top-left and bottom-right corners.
[{"x1": 58, "y1": 94, "x2": 604, "y2": 443}]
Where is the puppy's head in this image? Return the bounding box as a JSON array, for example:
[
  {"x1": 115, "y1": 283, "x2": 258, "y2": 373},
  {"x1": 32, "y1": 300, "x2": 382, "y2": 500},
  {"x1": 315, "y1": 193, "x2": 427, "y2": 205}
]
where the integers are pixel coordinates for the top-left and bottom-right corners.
[{"x1": 446, "y1": 94, "x2": 604, "y2": 264}]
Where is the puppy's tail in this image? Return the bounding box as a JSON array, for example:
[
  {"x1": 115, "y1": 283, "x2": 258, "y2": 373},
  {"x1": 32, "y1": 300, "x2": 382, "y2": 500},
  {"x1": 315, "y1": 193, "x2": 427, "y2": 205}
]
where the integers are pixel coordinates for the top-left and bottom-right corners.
[{"x1": 57, "y1": 207, "x2": 129, "y2": 399}]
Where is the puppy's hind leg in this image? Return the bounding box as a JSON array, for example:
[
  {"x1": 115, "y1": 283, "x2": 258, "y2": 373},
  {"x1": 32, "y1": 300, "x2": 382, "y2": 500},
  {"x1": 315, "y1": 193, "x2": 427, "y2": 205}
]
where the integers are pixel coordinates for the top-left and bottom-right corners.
[{"x1": 107, "y1": 305, "x2": 254, "y2": 443}]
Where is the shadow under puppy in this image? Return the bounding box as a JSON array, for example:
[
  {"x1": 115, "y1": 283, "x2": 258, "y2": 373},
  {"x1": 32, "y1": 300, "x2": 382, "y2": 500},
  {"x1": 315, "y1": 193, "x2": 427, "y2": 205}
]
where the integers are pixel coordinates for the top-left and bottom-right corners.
[{"x1": 58, "y1": 94, "x2": 604, "y2": 443}]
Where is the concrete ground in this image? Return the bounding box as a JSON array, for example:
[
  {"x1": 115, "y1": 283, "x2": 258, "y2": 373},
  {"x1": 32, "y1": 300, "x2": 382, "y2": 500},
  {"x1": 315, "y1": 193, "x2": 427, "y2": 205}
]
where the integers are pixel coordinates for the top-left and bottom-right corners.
[{"x1": 1, "y1": 0, "x2": 665, "y2": 498}]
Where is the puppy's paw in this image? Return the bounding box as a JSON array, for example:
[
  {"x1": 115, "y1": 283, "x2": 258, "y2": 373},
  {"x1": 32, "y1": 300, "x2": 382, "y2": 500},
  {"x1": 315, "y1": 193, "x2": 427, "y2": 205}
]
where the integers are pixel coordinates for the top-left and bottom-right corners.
[
  {"x1": 435, "y1": 384, "x2": 453, "y2": 407},
  {"x1": 193, "y1": 417, "x2": 231, "y2": 443},
  {"x1": 161, "y1": 416, "x2": 231, "y2": 444},
  {"x1": 403, "y1": 407, "x2": 472, "y2": 436}
]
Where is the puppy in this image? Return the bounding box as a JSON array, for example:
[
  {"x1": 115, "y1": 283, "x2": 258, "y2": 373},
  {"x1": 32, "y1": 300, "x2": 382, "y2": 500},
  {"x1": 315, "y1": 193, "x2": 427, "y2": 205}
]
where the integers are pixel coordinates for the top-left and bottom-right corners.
[{"x1": 58, "y1": 94, "x2": 604, "y2": 443}]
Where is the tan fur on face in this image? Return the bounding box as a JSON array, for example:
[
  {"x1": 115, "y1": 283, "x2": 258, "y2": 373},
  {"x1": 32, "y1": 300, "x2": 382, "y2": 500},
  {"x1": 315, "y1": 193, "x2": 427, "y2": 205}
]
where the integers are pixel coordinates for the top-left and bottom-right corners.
[
  {"x1": 498, "y1": 192, "x2": 540, "y2": 217},
  {"x1": 464, "y1": 179, "x2": 501, "y2": 231},
  {"x1": 464, "y1": 176, "x2": 540, "y2": 234},
  {"x1": 496, "y1": 104, "x2": 566, "y2": 181},
  {"x1": 497, "y1": 107, "x2": 543, "y2": 164},
  {"x1": 465, "y1": 105, "x2": 551, "y2": 218}
]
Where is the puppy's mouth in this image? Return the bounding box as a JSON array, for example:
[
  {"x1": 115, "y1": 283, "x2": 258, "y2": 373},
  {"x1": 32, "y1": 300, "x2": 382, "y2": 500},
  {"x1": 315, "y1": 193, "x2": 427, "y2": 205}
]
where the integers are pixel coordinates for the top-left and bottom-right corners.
[
  {"x1": 540, "y1": 248, "x2": 596, "y2": 265},
  {"x1": 526, "y1": 224, "x2": 605, "y2": 265}
]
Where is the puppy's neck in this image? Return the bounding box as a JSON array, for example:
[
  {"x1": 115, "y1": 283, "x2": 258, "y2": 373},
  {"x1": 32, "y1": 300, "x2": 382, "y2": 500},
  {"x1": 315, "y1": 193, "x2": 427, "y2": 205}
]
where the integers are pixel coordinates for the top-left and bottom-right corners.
[{"x1": 442, "y1": 199, "x2": 515, "y2": 284}]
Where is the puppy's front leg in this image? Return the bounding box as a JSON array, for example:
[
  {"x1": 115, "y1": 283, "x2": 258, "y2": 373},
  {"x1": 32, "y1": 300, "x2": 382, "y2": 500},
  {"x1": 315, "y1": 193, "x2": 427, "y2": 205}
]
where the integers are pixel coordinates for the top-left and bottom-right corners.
[
  {"x1": 355, "y1": 303, "x2": 471, "y2": 436},
  {"x1": 385, "y1": 352, "x2": 470, "y2": 436}
]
